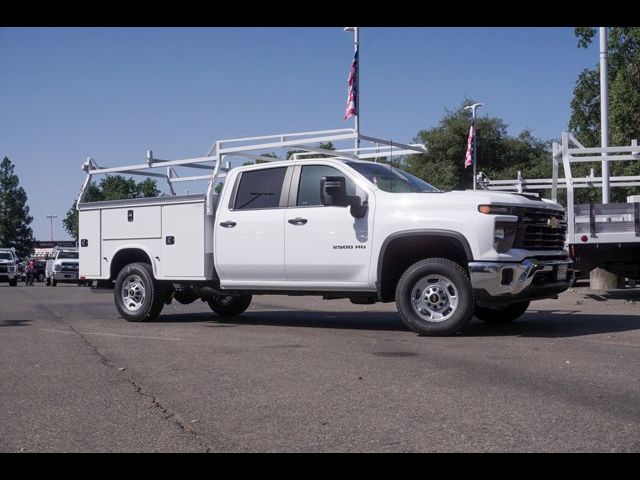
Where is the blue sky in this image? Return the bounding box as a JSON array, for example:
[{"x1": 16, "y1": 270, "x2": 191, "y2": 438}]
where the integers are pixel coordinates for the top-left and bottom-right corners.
[{"x1": 0, "y1": 27, "x2": 598, "y2": 241}]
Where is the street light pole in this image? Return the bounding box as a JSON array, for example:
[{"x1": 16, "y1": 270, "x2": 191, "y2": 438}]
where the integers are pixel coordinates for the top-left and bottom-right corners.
[
  {"x1": 45, "y1": 215, "x2": 58, "y2": 242},
  {"x1": 464, "y1": 103, "x2": 484, "y2": 190},
  {"x1": 344, "y1": 26, "x2": 360, "y2": 153}
]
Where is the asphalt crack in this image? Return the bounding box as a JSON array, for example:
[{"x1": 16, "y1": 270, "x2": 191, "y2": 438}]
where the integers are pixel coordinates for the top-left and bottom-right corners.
[{"x1": 36, "y1": 303, "x2": 213, "y2": 453}]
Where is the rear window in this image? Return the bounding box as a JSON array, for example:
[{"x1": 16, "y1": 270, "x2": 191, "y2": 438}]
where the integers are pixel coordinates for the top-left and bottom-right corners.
[
  {"x1": 58, "y1": 251, "x2": 78, "y2": 259},
  {"x1": 233, "y1": 167, "x2": 287, "y2": 210}
]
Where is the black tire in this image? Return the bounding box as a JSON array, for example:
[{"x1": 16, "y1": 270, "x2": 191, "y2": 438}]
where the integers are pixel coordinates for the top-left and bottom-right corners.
[
  {"x1": 396, "y1": 258, "x2": 474, "y2": 336},
  {"x1": 9, "y1": 278, "x2": 17, "y2": 287},
  {"x1": 45, "y1": 278, "x2": 51, "y2": 286},
  {"x1": 51, "y1": 279, "x2": 57, "y2": 287},
  {"x1": 38, "y1": 273, "x2": 45, "y2": 282},
  {"x1": 114, "y1": 262, "x2": 165, "y2": 322},
  {"x1": 474, "y1": 301, "x2": 530, "y2": 324},
  {"x1": 207, "y1": 294, "x2": 252, "y2": 317}
]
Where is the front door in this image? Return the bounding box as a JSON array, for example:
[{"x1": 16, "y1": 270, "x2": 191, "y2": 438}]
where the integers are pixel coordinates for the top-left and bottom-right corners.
[{"x1": 284, "y1": 164, "x2": 373, "y2": 287}]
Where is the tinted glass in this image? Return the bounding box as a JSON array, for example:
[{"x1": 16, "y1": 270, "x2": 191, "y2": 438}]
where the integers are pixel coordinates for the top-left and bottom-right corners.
[
  {"x1": 345, "y1": 162, "x2": 438, "y2": 193},
  {"x1": 58, "y1": 251, "x2": 79, "y2": 259},
  {"x1": 234, "y1": 167, "x2": 287, "y2": 210},
  {"x1": 0, "y1": 252, "x2": 13, "y2": 260},
  {"x1": 297, "y1": 165, "x2": 356, "y2": 207}
]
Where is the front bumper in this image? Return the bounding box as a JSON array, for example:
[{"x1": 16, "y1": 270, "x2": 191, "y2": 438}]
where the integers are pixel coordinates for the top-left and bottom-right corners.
[
  {"x1": 52, "y1": 271, "x2": 79, "y2": 281},
  {"x1": 469, "y1": 258, "x2": 574, "y2": 306},
  {"x1": 0, "y1": 273, "x2": 16, "y2": 281}
]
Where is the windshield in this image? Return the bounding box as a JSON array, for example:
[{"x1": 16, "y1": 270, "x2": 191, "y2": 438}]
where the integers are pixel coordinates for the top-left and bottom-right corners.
[
  {"x1": 345, "y1": 162, "x2": 439, "y2": 193},
  {"x1": 58, "y1": 251, "x2": 78, "y2": 259},
  {"x1": 0, "y1": 252, "x2": 13, "y2": 261}
]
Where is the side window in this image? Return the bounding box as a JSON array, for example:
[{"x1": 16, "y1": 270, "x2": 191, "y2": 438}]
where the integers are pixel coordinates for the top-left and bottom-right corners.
[
  {"x1": 296, "y1": 165, "x2": 356, "y2": 207},
  {"x1": 233, "y1": 167, "x2": 287, "y2": 210}
]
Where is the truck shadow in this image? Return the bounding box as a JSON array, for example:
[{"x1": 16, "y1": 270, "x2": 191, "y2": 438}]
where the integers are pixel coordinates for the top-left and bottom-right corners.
[{"x1": 157, "y1": 309, "x2": 640, "y2": 338}]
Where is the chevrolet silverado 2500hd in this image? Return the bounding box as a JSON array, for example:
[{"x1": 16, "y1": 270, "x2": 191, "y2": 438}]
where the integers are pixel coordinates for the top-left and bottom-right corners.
[{"x1": 77, "y1": 129, "x2": 573, "y2": 335}]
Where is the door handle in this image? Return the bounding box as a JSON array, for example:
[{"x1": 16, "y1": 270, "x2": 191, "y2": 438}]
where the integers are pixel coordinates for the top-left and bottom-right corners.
[
  {"x1": 220, "y1": 221, "x2": 237, "y2": 228},
  {"x1": 288, "y1": 217, "x2": 308, "y2": 226}
]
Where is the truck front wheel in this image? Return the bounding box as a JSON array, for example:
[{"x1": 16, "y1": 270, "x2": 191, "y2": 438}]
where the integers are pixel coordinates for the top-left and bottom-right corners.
[
  {"x1": 396, "y1": 258, "x2": 474, "y2": 336},
  {"x1": 114, "y1": 262, "x2": 165, "y2": 322},
  {"x1": 207, "y1": 294, "x2": 252, "y2": 317},
  {"x1": 474, "y1": 301, "x2": 530, "y2": 324}
]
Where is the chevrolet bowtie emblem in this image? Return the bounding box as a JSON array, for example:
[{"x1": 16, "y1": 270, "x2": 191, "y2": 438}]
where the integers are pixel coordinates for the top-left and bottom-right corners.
[{"x1": 547, "y1": 217, "x2": 560, "y2": 228}]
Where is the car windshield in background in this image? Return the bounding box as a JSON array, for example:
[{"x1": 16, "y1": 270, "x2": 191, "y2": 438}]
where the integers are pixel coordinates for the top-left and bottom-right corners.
[
  {"x1": 345, "y1": 162, "x2": 439, "y2": 193},
  {"x1": 58, "y1": 252, "x2": 79, "y2": 259},
  {"x1": 0, "y1": 252, "x2": 13, "y2": 260}
]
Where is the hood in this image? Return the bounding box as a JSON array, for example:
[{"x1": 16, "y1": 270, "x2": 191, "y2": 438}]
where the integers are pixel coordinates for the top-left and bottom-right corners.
[{"x1": 437, "y1": 190, "x2": 564, "y2": 212}]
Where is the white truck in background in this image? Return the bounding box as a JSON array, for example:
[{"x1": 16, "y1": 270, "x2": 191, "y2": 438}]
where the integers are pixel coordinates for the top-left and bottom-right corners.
[
  {"x1": 77, "y1": 129, "x2": 574, "y2": 336},
  {"x1": 45, "y1": 247, "x2": 80, "y2": 286},
  {"x1": 0, "y1": 247, "x2": 18, "y2": 286}
]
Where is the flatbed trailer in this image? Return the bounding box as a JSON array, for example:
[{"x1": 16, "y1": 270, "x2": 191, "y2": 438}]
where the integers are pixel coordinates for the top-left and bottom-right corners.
[{"x1": 479, "y1": 132, "x2": 640, "y2": 281}]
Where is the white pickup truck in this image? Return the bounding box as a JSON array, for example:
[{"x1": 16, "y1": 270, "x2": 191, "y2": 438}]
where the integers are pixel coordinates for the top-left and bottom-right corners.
[
  {"x1": 0, "y1": 247, "x2": 18, "y2": 286},
  {"x1": 45, "y1": 247, "x2": 80, "y2": 286},
  {"x1": 77, "y1": 129, "x2": 573, "y2": 335}
]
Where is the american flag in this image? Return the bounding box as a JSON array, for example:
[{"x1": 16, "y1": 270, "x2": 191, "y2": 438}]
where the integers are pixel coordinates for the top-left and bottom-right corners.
[
  {"x1": 344, "y1": 50, "x2": 358, "y2": 120},
  {"x1": 464, "y1": 122, "x2": 475, "y2": 169}
]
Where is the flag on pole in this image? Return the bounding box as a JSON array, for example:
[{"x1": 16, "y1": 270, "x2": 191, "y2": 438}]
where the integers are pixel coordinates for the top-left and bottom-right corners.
[
  {"x1": 344, "y1": 50, "x2": 358, "y2": 120},
  {"x1": 464, "y1": 122, "x2": 475, "y2": 169}
]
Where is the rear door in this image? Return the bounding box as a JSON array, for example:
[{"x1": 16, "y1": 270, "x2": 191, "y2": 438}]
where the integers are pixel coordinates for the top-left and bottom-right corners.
[{"x1": 214, "y1": 166, "x2": 292, "y2": 286}]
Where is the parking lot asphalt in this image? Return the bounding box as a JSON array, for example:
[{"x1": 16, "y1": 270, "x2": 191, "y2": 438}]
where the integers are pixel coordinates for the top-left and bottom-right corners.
[{"x1": 0, "y1": 281, "x2": 639, "y2": 452}]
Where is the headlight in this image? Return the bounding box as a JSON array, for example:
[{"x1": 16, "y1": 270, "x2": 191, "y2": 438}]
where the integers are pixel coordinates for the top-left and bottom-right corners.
[
  {"x1": 494, "y1": 222, "x2": 517, "y2": 253},
  {"x1": 479, "y1": 204, "x2": 514, "y2": 215}
]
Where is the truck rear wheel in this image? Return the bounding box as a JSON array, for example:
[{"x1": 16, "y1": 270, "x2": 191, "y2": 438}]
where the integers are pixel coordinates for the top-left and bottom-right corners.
[
  {"x1": 395, "y1": 258, "x2": 474, "y2": 336},
  {"x1": 114, "y1": 262, "x2": 165, "y2": 322},
  {"x1": 207, "y1": 294, "x2": 252, "y2": 317},
  {"x1": 9, "y1": 278, "x2": 17, "y2": 287},
  {"x1": 474, "y1": 301, "x2": 530, "y2": 324}
]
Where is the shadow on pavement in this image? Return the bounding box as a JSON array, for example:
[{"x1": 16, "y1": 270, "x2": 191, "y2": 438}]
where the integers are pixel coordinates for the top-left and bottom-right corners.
[
  {"x1": 156, "y1": 308, "x2": 640, "y2": 338},
  {"x1": 0, "y1": 319, "x2": 31, "y2": 327},
  {"x1": 465, "y1": 310, "x2": 640, "y2": 338}
]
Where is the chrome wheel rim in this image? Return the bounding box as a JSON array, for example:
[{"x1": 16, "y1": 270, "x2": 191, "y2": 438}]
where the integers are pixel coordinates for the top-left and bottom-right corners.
[
  {"x1": 121, "y1": 274, "x2": 146, "y2": 312},
  {"x1": 410, "y1": 274, "x2": 459, "y2": 323}
]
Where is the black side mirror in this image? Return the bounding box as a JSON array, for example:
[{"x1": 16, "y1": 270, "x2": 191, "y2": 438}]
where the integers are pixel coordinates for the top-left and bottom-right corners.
[{"x1": 320, "y1": 176, "x2": 368, "y2": 219}]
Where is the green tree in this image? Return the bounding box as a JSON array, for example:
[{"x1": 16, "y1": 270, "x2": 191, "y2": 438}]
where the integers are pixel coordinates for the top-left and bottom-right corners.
[
  {"x1": 0, "y1": 157, "x2": 34, "y2": 257},
  {"x1": 406, "y1": 100, "x2": 551, "y2": 191},
  {"x1": 569, "y1": 27, "x2": 640, "y2": 202},
  {"x1": 63, "y1": 175, "x2": 160, "y2": 240}
]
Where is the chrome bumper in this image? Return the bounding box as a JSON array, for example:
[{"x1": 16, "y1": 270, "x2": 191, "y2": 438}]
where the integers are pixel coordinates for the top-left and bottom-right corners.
[
  {"x1": 53, "y1": 271, "x2": 78, "y2": 281},
  {"x1": 469, "y1": 258, "x2": 574, "y2": 301}
]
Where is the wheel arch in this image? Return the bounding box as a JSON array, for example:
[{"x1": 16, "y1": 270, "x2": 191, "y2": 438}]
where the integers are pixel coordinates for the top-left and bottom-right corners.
[
  {"x1": 110, "y1": 247, "x2": 155, "y2": 280},
  {"x1": 376, "y1": 230, "x2": 473, "y2": 302}
]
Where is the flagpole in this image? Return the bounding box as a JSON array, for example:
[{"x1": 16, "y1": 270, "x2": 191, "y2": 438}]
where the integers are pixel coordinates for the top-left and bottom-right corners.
[
  {"x1": 345, "y1": 27, "x2": 360, "y2": 153},
  {"x1": 464, "y1": 102, "x2": 484, "y2": 190}
]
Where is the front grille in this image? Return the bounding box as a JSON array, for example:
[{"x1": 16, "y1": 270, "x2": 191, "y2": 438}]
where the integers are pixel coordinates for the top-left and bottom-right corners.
[
  {"x1": 512, "y1": 207, "x2": 567, "y2": 251},
  {"x1": 61, "y1": 263, "x2": 79, "y2": 271},
  {"x1": 0, "y1": 266, "x2": 7, "y2": 273}
]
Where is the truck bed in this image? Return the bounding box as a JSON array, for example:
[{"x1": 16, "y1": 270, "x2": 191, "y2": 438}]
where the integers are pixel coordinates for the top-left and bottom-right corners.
[{"x1": 78, "y1": 194, "x2": 215, "y2": 281}]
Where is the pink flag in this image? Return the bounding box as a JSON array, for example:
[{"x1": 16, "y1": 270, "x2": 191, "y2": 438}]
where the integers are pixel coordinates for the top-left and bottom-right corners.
[
  {"x1": 344, "y1": 51, "x2": 358, "y2": 120},
  {"x1": 464, "y1": 123, "x2": 475, "y2": 169}
]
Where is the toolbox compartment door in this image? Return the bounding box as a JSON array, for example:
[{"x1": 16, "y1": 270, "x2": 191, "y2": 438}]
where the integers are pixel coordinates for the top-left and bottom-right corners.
[{"x1": 79, "y1": 209, "x2": 101, "y2": 277}]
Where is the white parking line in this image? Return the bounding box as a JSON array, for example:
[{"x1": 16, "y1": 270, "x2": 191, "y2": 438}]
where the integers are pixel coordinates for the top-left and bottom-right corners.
[{"x1": 40, "y1": 329, "x2": 182, "y2": 341}]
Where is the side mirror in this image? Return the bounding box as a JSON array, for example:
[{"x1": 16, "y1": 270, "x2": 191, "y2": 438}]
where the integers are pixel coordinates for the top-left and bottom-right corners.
[{"x1": 320, "y1": 176, "x2": 368, "y2": 219}]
